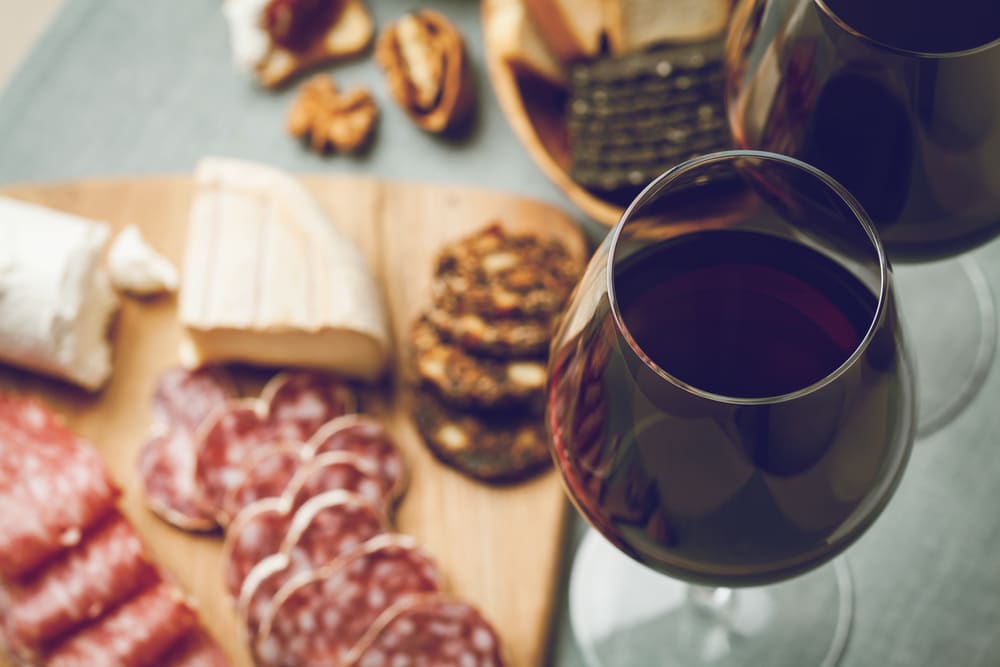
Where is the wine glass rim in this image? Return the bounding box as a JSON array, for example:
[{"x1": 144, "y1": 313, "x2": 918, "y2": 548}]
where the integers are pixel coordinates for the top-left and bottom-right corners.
[
  {"x1": 813, "y1": 0, "x2": 1000, "y2": 58},
  {"x1": 606, "y1": 149, "x2": 890, "y2": 406}
]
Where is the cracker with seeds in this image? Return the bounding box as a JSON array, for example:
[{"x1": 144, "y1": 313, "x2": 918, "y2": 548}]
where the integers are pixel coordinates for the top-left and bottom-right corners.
[
  {"x1": 411, "y1": 317, "x2": 547, "y2": 411},
  {"x1": 425, "y1": 307, "x2": 556, "y2": 358},
  {"x1": 432, "y1": 223, "x2": 583, "y2": 319},
  {"x1": 411, "y1": 391, "x2": 550, "y2": 482}
]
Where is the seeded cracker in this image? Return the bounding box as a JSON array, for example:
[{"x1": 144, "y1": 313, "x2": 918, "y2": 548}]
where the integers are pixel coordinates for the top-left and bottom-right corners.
[
  {"x1": 425, "y1": 307, "x2": 556, "y2": 358},
  {"x1": 431, "y1": 223, "x2": 582, "y2": 319},
  {"x1": 411, "y1": 317, "x2": 547, "y2": 411},
  {"x1": 412, "y1": 391, "x2": 550, "y2": 483}
]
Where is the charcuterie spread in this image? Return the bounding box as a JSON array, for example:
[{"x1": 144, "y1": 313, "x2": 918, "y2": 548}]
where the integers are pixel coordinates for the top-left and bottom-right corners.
[
  {"x1": 0, "y1": 162, "x2": 587, "y2": 666},
  {"x1": 0, "y1": 396, "x2": 229, "y2": 666}
]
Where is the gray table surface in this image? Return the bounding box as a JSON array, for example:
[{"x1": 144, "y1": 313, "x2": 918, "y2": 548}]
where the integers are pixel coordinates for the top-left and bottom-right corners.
[{"x1": 2, "y1": 1, "x2": 999, "y2": 665}]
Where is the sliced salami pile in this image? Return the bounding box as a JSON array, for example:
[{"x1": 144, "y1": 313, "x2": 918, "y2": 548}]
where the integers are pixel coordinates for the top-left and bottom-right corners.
[
  {"x1": 136, "y1": 367, "x2": 507, "y2": 666},
  {"x1": 0, "y1": 394, "x2": 230, "y2": 667}
]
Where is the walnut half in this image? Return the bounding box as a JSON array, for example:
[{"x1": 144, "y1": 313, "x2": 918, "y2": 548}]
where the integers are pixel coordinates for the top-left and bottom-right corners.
[
  {"x1": 287, "y1": 75, "x2": 378, "y2": 153},
  {"x1": 376, "y1": 10, "x2": 476, "y2": 134}
]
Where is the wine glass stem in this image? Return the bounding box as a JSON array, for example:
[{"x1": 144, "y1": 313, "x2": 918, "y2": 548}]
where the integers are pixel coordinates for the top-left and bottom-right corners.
[{"x1": 688, "y1": 586, "x2": 736, "y2": 623}]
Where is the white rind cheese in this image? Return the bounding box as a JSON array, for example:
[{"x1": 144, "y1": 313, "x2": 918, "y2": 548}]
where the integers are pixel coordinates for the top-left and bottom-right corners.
[
  {"x1": 0, "y1": 197, "x2": 120, "y2": 391},
  {"x1": 180, "y1": 157, "x2": 391, "y2": 381},
  {"x1": 108, "y1": 224, "x2": 179, "y2": 296}
]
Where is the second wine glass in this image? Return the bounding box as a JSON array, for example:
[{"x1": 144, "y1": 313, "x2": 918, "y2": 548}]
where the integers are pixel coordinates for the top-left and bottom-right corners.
[{"x1": 725, "y1": 0, "x2": 1000, "y2": 434}]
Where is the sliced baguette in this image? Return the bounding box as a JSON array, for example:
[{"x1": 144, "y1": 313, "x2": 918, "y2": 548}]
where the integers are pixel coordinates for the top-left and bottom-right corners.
[
  {"x1": 485, "y1": 0, "x2": 566, "y2": 87},
  {"x1": 523, "y1": 0, "x2": 604, "y2": 62},
  {"x1": 604, "y1": 0, "x2": 732, "y2": 54}
]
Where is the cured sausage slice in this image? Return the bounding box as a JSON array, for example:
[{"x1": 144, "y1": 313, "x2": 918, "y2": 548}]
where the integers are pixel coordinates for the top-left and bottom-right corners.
[
  {"x1": 0, "y1": 396, "x2": 119, "y2": 579},
  {"x1": 223, "y1": 487, "x2": 386, "y2": 600},
  {"x1": 151, "y1": 367, "x2": 235, "y2": 432},
  {"x1": 236, "y1": 491, "x2": 387, "y2": 639},
  {"x1": 262, "y1": 372, "x2": 357, "y2": 436},
  {"x1": 44, "y1": 581, "x2": 198, "y2": 667},
  {"x1": 255, "y1": 535, "x2": 442, "y2": 667},
  {"x1": 139, "y1": 367, "x2": 234, "y2": 532},
  {"x1": 343, "y1": 594, "x2": 505, "y2": 667},
  {"x1": 305, "y1": 415, "x2": 406, "y2": 501},
  {"x1": 287, "y1": 451, "x2": 391, "y2": 514},
  {"x1": 195, "y1": 372, "x2": 355, "y2": 525},
  {"x1": 237, "y1": 553, "x2": 292, "y2": 639},
  {"x1": 222, "y1": 498, "x2": 294, "y2": 599},
  {"x1": 220, "y1": 444, "x2": 304, "y2": 526},
  {"x1": 280, "y1": 490, "x2": 387, "y2": 574},
  {"x1": 2, "y1": 514, "x2": 157, "y2": 657},
  {"x1": 159, "y1": 628, "x2": 232, "y2": 667}
]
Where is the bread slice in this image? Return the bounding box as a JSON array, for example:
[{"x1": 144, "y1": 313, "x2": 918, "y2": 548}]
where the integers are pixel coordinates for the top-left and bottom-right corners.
[
  {"x1": 223, "y1": 0, "x2": 374, "y2": 89},
  {"x1": 523, "y1": 0, "x2": 604, "y2": 62},
  {"x1": 604, "y1": 0, "x2": 732, "y2": 54},
  {"x1": 485, "y1": 0, "x2": 566, "y2": 87}
]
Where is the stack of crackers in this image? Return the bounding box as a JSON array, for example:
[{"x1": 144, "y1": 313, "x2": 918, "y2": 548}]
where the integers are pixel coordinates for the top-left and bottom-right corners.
[{"x1": 409, "y1": 224, "x2": 584, "y2": 483}]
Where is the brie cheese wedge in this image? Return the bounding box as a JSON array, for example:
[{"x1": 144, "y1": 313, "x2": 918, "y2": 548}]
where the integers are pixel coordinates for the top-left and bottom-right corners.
[
  {"x1": 180, "y1": 157, "x2": 391, "y2": 381},
  {"x1": 0, "y1": 197, "x2": 119, "y2": 390}
]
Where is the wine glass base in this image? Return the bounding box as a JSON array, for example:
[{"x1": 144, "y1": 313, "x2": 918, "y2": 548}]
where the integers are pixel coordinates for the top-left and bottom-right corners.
[
  {"x1": 569, "y1": 529, "x2": 853, "y2": 667},
  {"x1": 895, "y1": 257, "x2": 996, "y2": 437}
]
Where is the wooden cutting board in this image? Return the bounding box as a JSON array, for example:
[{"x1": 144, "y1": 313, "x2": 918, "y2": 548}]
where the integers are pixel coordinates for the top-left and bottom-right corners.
[{"x1": 0, "y1": 175, "x2": 585, "y2": 667}]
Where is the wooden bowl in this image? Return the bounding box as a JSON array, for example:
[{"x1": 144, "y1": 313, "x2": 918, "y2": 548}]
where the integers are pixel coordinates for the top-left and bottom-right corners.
[{"x1": 480, "y1": 2, "x2": 625, "y2": 227}]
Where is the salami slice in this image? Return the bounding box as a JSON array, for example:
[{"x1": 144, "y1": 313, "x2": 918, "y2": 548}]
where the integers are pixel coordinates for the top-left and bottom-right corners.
[
  {"x1": 45, "y1": 581, "x2": 198, "y2": 667},
  {"x1": 2, "y1": 514, "x2": 157, "y2": 657},
  {"x1": 342, "y1": 594, "x2": 505, "y2": 667},
  {"x1": 305, "y1": 415, "x2": 406, "y2": 500},
  {"x1": 220, "y1": 444, "x2": 304, "y2": 526},
  {"x1": 151, "y1": 367, "x2": 235, "y2": 433},
  {"x1": 237, "y1": 553, "x2": 292, "y2": 639},
  {"x1": 138, "y1": 429, "x2": 219, "y2": 532},
  {"x1": 159, "y1": 628, "x2": 232, "y2": 667},
  {"x1": 138, "y1": 367, "x2": 234, "y2": 532},
  {"x1": 280, "y1": 490, "x2": 387, "y2": 575},
  {"x1": 287, "y1": 451, "x2": 391, "y2": 514},
  {"x1": 256, "y1": 535, "x2": 442, "y2": 667},
  {"x1": 262, "y1": 372, "x2": 357, "y2": 436},
  {"x1": 236, "y1": 491, "x2": 387, "y2": 640},
  {"x1": 195, "y1": 373, "x2": 355, "y2": 525},
  {"x1": 0, "y1": 396, "x2": 119, "y2": 579},
  {"x1": 222, "y1": 497, "x2": 295, "y2": 599}
]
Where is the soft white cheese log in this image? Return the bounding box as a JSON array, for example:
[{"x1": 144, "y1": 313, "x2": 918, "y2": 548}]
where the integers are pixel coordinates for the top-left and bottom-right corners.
[
  {"x1": 0, "y1": 197, "x2": 119, "y2": 390},
  {"x1": 179, "y1": 157, "x2": 391, "y2": 382}
]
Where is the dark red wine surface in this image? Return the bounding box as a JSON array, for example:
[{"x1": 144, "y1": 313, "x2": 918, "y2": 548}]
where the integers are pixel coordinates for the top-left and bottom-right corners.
[
  {"x1": 823, "y1": 0, "x2": 999, "y2": 54},
  {"x1": 547, "y1": 230, "x2": 912, "y2": 585}
]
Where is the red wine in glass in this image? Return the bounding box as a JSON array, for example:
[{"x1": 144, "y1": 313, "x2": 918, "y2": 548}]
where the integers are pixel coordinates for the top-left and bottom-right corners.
[{"x1": 547, "y1": 151, "x2": 915, "y2": 666}]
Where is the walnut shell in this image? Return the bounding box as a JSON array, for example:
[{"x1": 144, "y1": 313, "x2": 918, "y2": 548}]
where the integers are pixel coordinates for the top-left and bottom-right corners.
[
  {"x1": 286, "y1": 75, "x2": 378, "y2": 153},
  {"x1": 376, "y1": 10, "x2": 476, "y2": 134}
]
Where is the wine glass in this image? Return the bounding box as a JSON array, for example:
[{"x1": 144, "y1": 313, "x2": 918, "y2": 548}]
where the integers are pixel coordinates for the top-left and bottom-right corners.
[
  {"x1": 725, "y1": 0, "x2": 1000, "y2": 435},
  {"x1": 547, "y1": 150, "x2": 915, "y2": 667}
]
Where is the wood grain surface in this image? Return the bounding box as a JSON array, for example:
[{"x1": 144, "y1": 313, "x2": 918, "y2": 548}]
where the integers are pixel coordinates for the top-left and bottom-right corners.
[{"x1": 0, "y1": 175, "x2": 586, "y2": 667}]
